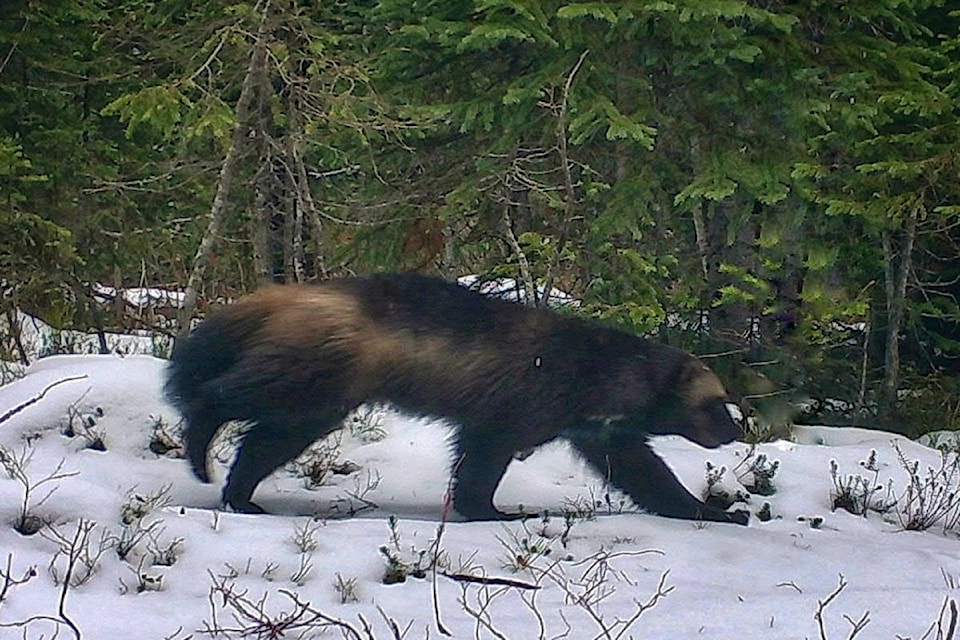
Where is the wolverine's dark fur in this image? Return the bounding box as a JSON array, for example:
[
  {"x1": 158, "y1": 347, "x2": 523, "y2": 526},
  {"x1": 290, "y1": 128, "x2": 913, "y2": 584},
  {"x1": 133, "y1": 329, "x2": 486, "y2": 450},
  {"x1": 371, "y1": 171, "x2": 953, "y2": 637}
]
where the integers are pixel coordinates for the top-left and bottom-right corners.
[{"x1": 167, "y1": 273, "x2": 748, "y2": 524}]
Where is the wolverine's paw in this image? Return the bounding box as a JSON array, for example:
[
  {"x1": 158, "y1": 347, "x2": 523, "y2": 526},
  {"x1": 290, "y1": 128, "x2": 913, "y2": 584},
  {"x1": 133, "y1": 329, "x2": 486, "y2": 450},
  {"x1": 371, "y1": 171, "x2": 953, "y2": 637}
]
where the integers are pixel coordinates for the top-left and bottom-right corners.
[
  {"x1": 692, "y1": 505, "x2": 750, "y2": 526},
  {"x1": 224, "y1": 498, "x2": 267, "y2": 514},
  {"x1": 451, "y1": 503, "x2": 519, "y2": 522},
  {"x1": 726, "y1": 508, "x2": 750, "y2": 526}
]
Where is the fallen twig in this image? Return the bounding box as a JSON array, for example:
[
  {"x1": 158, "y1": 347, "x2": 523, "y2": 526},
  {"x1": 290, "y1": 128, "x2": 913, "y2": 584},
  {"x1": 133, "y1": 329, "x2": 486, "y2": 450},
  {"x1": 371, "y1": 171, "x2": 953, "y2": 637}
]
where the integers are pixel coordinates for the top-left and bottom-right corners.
[
  {"x1": 0, "y1": 375, "x2": 88, "y2": 426},
  {"x1": 441, "y1": 571, "x2": 541, "y2": 590}
]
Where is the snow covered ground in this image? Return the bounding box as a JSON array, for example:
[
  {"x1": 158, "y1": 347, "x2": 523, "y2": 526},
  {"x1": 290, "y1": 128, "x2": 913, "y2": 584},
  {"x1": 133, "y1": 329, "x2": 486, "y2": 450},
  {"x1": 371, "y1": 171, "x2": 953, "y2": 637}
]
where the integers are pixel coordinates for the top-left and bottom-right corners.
[{"x1": 1, "y1": 352, "x2": 959, "y2": 639}]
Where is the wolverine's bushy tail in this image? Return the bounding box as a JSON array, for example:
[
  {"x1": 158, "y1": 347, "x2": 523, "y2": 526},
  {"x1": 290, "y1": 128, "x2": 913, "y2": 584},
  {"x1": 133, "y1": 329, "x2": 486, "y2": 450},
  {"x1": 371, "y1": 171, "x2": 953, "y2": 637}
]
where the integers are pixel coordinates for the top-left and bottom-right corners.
[{"x1": 166, "y1": 306, "x2": 266, "y2": 482}]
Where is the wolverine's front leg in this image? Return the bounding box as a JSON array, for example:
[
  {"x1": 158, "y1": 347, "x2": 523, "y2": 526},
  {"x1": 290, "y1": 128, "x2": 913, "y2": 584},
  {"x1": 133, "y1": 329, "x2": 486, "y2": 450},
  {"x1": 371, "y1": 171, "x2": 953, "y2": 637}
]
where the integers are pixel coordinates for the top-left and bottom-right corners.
[
  {"x1": 565, "y1": 425, "x2": 749, "y2": 525},
  {"x1": 451, "y1": 431, "x2": 517, "y2": 521}
]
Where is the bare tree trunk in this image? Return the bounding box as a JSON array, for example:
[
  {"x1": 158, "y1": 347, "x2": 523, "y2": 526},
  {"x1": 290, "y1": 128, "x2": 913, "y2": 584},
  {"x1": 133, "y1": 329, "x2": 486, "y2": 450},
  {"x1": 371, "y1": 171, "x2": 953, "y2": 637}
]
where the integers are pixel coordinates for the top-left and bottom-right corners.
[
  {"x1": 689, "y1": 137, "x2": 713, "y2": 338},
  {"x1": 291, "y1": 200, "x2": 305, "y2": 282},
  {"x1": 287, "y1": 80, "x2": 325, "y2": 280},
  {"x1": 251, "y1": 63, "x2": 276, "y2": 285},
  {"x1": 282, "y1": 197, "x2": 295, "y2": 282},
  {"x1": 498, "y1": 144, "x2": 538, "y2": 305},
  {"x1": 881, "y1": 204, "x2": 919, "y2": 408},
  {"x1": 541, "y1": 50, "x2": 589, "y2": 308},
  {"x1": 251, "y1": 160, "x2": 273, "y2": 283},
  {"x1": 5, "y1": 308, "x2": 30, "y2": 366},
  {"x1": 692, "y1": 200, "x2": 711, "y2": 282},
  {"x1": 700, "y1": 197, "x2": 759, "y2": 352},
  {"x1": 177, "y1": 0, "x2": 271, "y2": 336},
  {"x1": 440, "y1": 221, "x2": 457, "y2": 277},
  {"x1": 855, "y1": 317, "x2": 871, "y2": 416},
  {"x1": 502, "y1": 203, "x2": 537, "y2": 306}
]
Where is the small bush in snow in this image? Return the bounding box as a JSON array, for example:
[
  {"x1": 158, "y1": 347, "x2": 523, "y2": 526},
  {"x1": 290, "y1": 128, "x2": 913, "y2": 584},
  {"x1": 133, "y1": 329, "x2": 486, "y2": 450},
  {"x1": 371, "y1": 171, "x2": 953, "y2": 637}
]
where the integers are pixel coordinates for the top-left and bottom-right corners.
[
  {"x1": 288, "y1": 519, "x2": 322, "y2": 586},
  {"x1": 290, "y1": 551, "x2": 313, "y2": 586},
  {"x1": 329, "y1": 469, "x2": 382, "y2": 517},
  {"x1": 289, "y1": 409, "x2": 380, "y2": 489},
  {"x1": 292, "y1": 431, "x2": 344, "y2": 488},
  {"x1": 812, "y1": 574, "x2": 870, "y2": 639},
  {"x1": 147, "y1": 414, "x2": 183, "y2": 457},
  {"x1": 43, "y1": 519, "x2": 113, "y2": 588},
  {"x1": 894, "y1": 442, "x2": 960, "y2": 533},
  {"x1": 496, "y1": 513, "x2": 573, "y2": 573},
  {"x1": 333, "y1": 572, "x2": 360, "y2": 604},
  {"x1": 62, "y1": 401, "x2": 107, "y2": 452},
  {"x1": 703, "y1": 461, "x2": 750, "y2": 512},
  {"x1": 456, "y1": 541, "x2": 671, "y2": 640},
  {"x1": 560, "y1": 493, "x2": 598, "y2": 522},
  {"x1": 380, "y1": 543, "x2": 425, "y2": 584},
  {"x1": 202, "y1": 573, "x2": 372, "y2": 637},
  {"x1": 345, "y1": 404, "x2": 387, "y2": 443},
  {"x1": 146, "y1": 534, "x2": 183, "y2": 567},
  {"x1": 113, "y1": 485, "x2": 173, "y2": 561},
  {"x1": 291, "y1": 518, "x2": 323, "y2": 554},
  {"x1": 0, "y1": 442, "x2": 77, "y2": 536},
  {"x1": 734, "y1": 446, "x2": 780, "y2": 496},
  {"x1": 757, "y1": 501, "x2": 774, "y2": 522},
  {"x1": 0, "y1": 553, "x2": 37, "y2": 603},
  {"x1": 120, "y1": 484, "x2": 173, "y2": 526},
  {"x1": 595, "y1": 484, "x2": 629, "y2": 516},
  {"x1": 829, "y1": 450, "x2": 894, "y2": 518},
  {"x1": 120, "y1": 558, "x2": 165, "y2": 594},
  {"x1": 378, "y1": 515, "x2": 445, "y2": 584}
]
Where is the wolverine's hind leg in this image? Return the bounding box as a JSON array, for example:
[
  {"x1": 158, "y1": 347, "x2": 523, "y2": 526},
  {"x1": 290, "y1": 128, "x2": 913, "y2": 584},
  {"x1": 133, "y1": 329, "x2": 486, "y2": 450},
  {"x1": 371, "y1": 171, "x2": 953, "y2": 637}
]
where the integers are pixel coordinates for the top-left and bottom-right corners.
[
  {"x1": 181, "y1": 405, "x2": 232, "y2": 483},
  {"x1": 224, "y1": 408, "x2": 349, "y2": 513}
]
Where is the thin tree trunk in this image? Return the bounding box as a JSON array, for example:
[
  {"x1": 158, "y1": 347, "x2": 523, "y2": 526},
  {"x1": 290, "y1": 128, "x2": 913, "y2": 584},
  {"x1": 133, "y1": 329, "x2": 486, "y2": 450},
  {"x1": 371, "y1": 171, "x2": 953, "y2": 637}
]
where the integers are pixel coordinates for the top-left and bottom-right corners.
[
  {"x1": 440, "y1": 221, "x2": 457, "y2": 277},
  {"x1": 881, "y1": 231, "x2": 895, "y2": 399},
  {"x1": 541, "y1": 50, "x2": 589, "y2": 309},
  {"x1": 251, "y1": 160, "x2": 273, "y2": 283},
  {"x1": 282, "y1": 195, "x2": 295, "y2": 282},
  {"x1": 689, "y1": 136, "x2": 713, "y2": 338},
  {"x1": 499, "y1": 145, "x2": 537, "y2": 305},
  {"x1": 502, "y1": 204, "x2": 537, "y2": 306},
  {"x1": 287, "y1": 81, "x2": 325, "y2": 280},
  {"x1": 881, "y1": 204, "x2": 919, "y2": 407},
  {"x1": 856, "y1": 317, "x2": 870, "y2": 417},
  {"x1": 177, "y1": 0, "x2": 271, "y2": 336},
  {"x1": 251, "y1": 62, "x2": 275, "y2": 285},
  {"x1": 692, "y1": 200, "x2": 711, "y2": 282},
  {"x1": 5, "y1": 308, "x2": 29, "y2": 366},
  {"x1": 291, "y1": 200, "x2": 305, "y2": 282}
]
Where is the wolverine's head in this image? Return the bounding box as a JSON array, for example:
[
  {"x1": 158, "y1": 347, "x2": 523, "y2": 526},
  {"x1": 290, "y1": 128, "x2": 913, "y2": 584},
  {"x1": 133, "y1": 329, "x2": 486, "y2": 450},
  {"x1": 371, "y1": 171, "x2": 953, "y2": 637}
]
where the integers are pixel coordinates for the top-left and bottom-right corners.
[
  {"x1": 668, "y1": 355, "x2": 742, "y2": 447},
  {"x1": 614, "y1": 352, "x2": 741, "y2": 448}
]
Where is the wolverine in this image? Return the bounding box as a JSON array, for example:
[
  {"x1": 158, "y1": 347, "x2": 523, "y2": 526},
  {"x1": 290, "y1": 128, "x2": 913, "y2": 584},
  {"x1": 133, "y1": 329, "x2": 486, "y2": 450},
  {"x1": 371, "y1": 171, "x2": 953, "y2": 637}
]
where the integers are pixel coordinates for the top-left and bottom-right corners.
[{"x1": 167, "y1": 273, "x2": 748, "y2": 525}]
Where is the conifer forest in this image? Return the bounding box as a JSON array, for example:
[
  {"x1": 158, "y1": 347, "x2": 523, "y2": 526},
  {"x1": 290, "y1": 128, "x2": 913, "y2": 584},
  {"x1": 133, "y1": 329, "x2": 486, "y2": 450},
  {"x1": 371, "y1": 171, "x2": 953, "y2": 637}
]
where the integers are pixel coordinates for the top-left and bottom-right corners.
[{"x1": 2, "y1": 1, "x2": 959, "y2": 435}]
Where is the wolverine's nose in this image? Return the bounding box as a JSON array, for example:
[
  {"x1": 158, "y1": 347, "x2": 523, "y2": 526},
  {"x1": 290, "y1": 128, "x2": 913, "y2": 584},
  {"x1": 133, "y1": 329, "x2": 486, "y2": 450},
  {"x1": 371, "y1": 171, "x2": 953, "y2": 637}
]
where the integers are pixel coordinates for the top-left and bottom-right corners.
[{"x1": 696, "y1": 401, "x2": 743, "y2": 447}]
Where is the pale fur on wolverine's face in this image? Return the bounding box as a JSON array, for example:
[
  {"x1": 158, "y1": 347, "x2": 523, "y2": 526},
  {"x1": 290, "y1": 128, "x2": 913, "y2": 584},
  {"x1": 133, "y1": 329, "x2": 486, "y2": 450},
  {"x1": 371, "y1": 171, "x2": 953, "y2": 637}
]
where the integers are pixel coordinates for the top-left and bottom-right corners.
[
  {"x1": 642, "y1": 356, "x2": 742, "y2": 448},
  {"x1": 676, "y1": 357, "x2": 742, "y2": 447}
]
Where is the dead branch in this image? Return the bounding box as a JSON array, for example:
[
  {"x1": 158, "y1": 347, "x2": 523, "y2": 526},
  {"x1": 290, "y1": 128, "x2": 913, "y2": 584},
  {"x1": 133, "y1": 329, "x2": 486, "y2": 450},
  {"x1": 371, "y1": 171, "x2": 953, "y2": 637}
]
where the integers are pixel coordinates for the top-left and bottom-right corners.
[
  {"x1": 441, "y1": 571, "x2": 540, "y2": 590},
  {"x1": 0, "y1": 375, "x2": 88, "y2": 426},
  {"x1": 201, "y1": 569, "x2": 370, "y2": 639},
  {"x1": 918, "y1": 597, "x2": 958, "y2": 640},
  {"x1": 0, "y1": 553, "x2": 37, "y2": 604},
  {"x1": 541, "y1": 49, "x2": 589, "y2": 307},
  {"x1": 815, "y1": 574, "x2": 870, "y2": 640}
]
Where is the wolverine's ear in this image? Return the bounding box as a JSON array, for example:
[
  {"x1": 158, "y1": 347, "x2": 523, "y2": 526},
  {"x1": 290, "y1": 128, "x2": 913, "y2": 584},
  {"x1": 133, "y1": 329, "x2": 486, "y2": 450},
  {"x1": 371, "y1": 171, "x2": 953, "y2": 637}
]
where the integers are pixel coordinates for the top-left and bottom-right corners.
[{"x1": 677, "y1": 357, "x2": 728, "y2": 407}]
